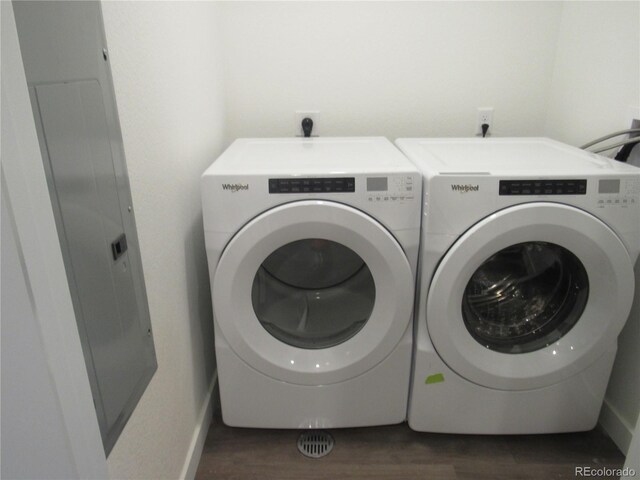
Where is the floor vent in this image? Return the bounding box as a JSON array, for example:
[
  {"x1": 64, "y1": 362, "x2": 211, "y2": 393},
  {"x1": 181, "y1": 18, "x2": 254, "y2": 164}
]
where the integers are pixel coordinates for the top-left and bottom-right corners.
[{"x1": 297, "y1": 430, "x2": 334, "y2": 458}]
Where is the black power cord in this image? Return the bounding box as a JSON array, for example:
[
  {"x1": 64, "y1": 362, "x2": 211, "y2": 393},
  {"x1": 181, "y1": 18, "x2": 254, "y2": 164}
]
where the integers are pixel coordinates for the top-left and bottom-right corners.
[
  {"x1": 615, "y1": 141, "x2": 638, "y2": 162},
  {"x1": 302, "y1": 117, "x2": 314, "y2": 138},
  {"x1": 481, "y1": 123, "x2": 489, "y2": 138}
]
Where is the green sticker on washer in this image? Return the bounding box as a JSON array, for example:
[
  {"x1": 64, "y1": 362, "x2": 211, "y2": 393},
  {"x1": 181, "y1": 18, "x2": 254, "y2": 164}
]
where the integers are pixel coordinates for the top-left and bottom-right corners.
[{"x1": 425, "y1": 373, "x2": 445, "y2": 384}]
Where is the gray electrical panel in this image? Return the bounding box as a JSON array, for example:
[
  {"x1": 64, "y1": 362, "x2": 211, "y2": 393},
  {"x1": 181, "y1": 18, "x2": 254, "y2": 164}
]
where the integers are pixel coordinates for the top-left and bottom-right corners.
[{"x1": 13, "y1": 1, "x2": 157, "y2": 455}]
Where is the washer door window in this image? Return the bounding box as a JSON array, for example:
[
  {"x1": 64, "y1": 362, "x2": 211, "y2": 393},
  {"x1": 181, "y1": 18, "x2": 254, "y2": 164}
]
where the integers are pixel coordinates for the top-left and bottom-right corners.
[
  {"x1": 426, "y1": 203, "x2": 634, "y2": 391},
  {"x1": 213, "y1": 200, "x2": 414, "y2": 386},
  {"x1": 252, "y1": 239, "x2": 375, "y2": 349},
  {"x1": 462, "y1": 241, "x2": 589, "y2": 354}
]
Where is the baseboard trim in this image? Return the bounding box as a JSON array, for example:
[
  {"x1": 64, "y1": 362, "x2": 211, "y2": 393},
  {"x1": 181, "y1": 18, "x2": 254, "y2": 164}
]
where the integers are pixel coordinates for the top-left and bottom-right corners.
[
  {"x1": 180, "y1": 370, "x2": 217, "y2": 480},
  {"x1": 599, "y1": 398, "x2": 634, "y2": 455}
]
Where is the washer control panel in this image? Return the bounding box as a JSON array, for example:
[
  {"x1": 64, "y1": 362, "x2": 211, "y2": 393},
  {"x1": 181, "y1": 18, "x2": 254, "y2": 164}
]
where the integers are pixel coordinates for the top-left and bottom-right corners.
[
  {"x1": 499, "y1": 179, "x2": 587, "y2": 195},
  {"x1": 596, "y1": 177, "x2": 639, "y2": 209},
  {"x1": 366, "y1": 175, "x2": 415, "y2": 202}
]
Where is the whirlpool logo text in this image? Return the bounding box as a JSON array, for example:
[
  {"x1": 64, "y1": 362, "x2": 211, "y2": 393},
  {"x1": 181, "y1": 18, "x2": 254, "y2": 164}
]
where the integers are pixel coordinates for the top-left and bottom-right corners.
[
  {"x1": 451, "y1": 184, "x2": 479, "y2": 193},
  {"x1": 222, "y1": 183, "x2": 249, "y2": 192}
]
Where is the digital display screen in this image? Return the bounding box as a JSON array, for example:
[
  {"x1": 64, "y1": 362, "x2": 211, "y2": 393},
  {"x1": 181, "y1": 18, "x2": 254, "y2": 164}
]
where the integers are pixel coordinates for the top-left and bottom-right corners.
[
  {"x1": 367, "y1": 177, "x2": 388, "y2": 192},
  {"x1": 598, "y1": 179, "x2": 620, "y2": 194}
]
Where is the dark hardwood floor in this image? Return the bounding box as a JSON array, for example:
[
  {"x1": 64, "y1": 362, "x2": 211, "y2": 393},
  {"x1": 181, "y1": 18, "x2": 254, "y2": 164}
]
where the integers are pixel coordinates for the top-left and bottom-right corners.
[{"x1": 195, "y1": 409, "x2": 624, "y2": 480}]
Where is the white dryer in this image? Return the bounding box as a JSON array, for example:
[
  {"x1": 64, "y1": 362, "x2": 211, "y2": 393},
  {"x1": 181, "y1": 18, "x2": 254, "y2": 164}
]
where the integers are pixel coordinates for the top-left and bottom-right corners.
[
  {"x1": 396, "y1": 137, "x2": 640, "y2": 434},
  {"x1": 202, "y1": 138, "x2": 421, "y2": 428}
]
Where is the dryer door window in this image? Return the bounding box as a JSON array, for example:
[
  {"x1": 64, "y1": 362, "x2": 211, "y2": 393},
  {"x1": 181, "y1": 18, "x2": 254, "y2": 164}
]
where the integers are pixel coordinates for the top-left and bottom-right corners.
[
  {"x1": 212, "y1": 200, "x2": 414, "y2": 386},
  {"x1": 462, "y1": 241, "x2": 589, "y2": 354},
  {"x1": 252, "y1": 239, "x2": 375, "y2": 349}
]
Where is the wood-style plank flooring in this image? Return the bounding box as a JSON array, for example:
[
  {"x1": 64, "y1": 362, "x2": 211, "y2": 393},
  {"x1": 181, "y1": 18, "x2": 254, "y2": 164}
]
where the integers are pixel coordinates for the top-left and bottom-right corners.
[{"x1": 196, "y1": 410, "x2": 624, "y2": 480}]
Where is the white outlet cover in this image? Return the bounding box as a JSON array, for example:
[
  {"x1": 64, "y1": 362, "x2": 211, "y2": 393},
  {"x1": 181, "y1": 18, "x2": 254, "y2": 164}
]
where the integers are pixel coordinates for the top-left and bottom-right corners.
[
  {"x1": 295, "y1": 111, "x2": 320, "y2": 137},
  {"x1": 476, "y1": 107, "x2": 494, "y2": 135}
]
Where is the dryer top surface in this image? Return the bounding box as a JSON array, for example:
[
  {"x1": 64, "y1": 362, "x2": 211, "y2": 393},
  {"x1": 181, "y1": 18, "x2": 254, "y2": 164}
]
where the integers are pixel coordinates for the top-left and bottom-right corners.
[{"x1": 204, "y1": 137, "x2": 418, "y2": 176}]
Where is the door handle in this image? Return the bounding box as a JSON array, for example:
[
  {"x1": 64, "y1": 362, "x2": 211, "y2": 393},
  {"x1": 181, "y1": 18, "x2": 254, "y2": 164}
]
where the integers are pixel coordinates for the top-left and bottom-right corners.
[{"x1": 111, "y1": 233, "x2": 128, "y2": 261}]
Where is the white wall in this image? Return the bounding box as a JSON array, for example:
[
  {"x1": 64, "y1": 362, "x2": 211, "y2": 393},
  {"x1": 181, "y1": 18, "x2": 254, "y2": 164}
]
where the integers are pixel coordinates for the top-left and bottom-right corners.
[
  {"x1": 543, "y1": 1, "x2": 640, "y2": 455},
  {"x1": 1, "y1": 3, "x2": 107, "y2": 478},
  {"x1": 219, "y1": 1, "x2": 563, "y2": 140},
  {"x1": 545, "y1": 1, "x2": 640, "y2": 147},
  {"x1": 100, "y1": 2, "x2": 226, "y2": 478}
]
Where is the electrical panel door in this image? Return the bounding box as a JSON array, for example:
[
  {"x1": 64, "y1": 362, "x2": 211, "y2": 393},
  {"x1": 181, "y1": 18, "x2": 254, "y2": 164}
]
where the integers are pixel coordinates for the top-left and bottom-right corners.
[{"x1": 14, "y1": 1, "x2": 157, "y2": 455}]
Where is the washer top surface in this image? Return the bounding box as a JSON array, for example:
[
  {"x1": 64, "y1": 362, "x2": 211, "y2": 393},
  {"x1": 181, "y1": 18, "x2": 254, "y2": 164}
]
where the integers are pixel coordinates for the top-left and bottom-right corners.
[
  {"x1": 204, "y1": 137, "x2": 417, "y2": 176},
  {"x1": 396, "y1": 137, "x2": 640, "y2": 177}
]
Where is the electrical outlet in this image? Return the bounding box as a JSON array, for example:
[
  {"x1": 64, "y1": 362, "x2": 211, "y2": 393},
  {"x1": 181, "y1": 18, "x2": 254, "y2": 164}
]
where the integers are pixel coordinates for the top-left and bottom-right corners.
[
  {"x1": 476, "y1": 107, "x2": 494, "y2": 136},
  {"x1": 295, "y1": 111, "x2": 320, "y2": 137}
]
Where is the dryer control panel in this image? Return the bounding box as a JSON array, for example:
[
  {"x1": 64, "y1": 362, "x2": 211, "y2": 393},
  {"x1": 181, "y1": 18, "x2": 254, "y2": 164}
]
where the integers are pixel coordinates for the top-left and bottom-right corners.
[
  {"x1": 268, "y1": 177, "x2": 355, "y2": 194},
  {"x1": 366, "y1": 175, "x2": 415, "y2": 202}
]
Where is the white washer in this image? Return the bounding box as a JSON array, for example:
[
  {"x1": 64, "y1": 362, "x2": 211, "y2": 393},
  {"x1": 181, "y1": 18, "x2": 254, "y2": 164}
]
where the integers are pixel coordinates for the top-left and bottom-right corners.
[
  {"x1": 396, "y1": 137, "x2": 640, "y2": 434},
  {"x1": 202, "y1": 137, "x2": 421, "y2": 428}
]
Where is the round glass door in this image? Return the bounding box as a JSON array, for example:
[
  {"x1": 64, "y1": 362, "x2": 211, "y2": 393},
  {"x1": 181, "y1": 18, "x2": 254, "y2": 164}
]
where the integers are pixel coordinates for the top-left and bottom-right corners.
[
  {"x1": 252, "y1": 239, "x2": 376, "y2": 349},
  {"x1": 462, "y1": 242, "x2": 589, "y2": 354},
  {"x1": 425, "y1": 202, "x2": 634, "y2": 391},
  {"x1": 212, "y1": 200, "x2": 414, "y2": 385}
]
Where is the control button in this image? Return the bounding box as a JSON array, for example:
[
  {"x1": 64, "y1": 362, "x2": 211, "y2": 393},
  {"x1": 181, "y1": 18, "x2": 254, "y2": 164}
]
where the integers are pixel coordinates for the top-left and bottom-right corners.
[
  {"x1": 302, "y1": 186, "x2": 311, "y2": 193},
  {"x1": 384, "y1": 197, "x2": 389, "y2": 201},
  {"x1": 533, "y1": 189, "x2": 541, "y2": 195},
  {"x1": 544, "y1": 189, "x2": 553, "y2": 194},
  {"x1": 598, "y1": 200, "x2": 604, "y2": 204},
  {"x1": 522, "y1": 189, "x2": 531, "y2": 195},
  {"x1": 407, "y1": 186, "x2": 412, "y2": 191}
]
